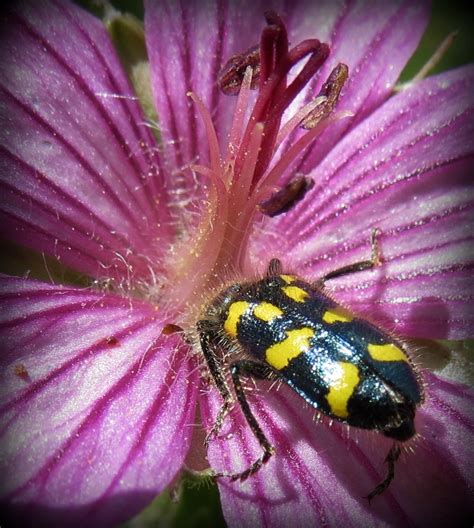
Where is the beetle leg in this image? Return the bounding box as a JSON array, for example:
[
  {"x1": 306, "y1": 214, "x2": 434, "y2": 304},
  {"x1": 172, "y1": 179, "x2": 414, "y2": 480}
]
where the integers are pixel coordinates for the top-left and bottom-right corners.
[
  {"x1": 213, "y1": 360, "x2": 275, "y2": 481},
  {"x1": 198, "y1": 322, "x2": 234, "y2": 447},
  {"x1": 366, "y1": 444, "x2": 401, "y2": 501},
  {"x1": 320, "y1": 228, "x2": 381, "y2": 284}
]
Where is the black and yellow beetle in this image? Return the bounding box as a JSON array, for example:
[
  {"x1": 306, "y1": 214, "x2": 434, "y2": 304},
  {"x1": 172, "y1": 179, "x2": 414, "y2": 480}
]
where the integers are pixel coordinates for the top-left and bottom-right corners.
[{"x1": 197, "y1": 231, "x2": 424, "y2": 499}]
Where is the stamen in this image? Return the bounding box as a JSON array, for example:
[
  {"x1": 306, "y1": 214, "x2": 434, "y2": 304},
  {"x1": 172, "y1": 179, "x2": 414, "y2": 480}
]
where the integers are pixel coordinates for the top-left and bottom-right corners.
[
  {"x1": 229, "y1": 122, "x2": 264, "y2": 213},
  {"x1": 239, "y1": 39, "x2": 329, "y2": 187},
  {"x1": 276, "y1": 96, "x2": 327, "y2": 145},
  {"x1": 248, "y1": 39, "x2": 327, "y2": 131},
  {"x1": 221, "y1": 123, "x2": 265, "y2": 271},
  {"x1": 255, "y1": 40, "x2": 330, "y2": 185},
  {"x1": 259, "y1": 11, "x2": 289, "y2": 88},
  {"x1": 273, "y1": 40, "x2": 330, "y2": 116},
  {"x1": 259, "y1": 23, "x2": 281, "y2": 87},
  {"x1": 257, "y1": 110, "x2": 352, "y2": 196},
  {"x1": 188, "y1": 91, "x2": 222, "y2": 175},
  {"x1": 170, "y1": 167, "x2": 229, "y2": 307},
  {"x1": 227, "y1": 66, "x2": 254, "y2": 162},
  {"x1": 302, "y1": 63, "x2": 349, "y2": 129},
  {"x1": 232, "y1": 112, "x2": 345, "y2": 272},
  {"x1": 256, "y1": 40, "x2": 329, "y2": 154}
]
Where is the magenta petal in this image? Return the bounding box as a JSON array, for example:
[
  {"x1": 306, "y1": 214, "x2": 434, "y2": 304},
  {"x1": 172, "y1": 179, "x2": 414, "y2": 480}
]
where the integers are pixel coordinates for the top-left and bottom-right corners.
[
  {"x1": 201, "y1": 372, "x2": 473, "y2": 527},
  {"x1": 290, "y1": 0, "x2": 430, "y2": 171},
  {"x1": 0, "y1": 275, "x2": 197, "y2": 527},
  {"x1": 251, "y1": 66, "x2": 474, "y2": 339},
  {"x1": 0, "y1": 1, "x2": 172, "y2": 280}
]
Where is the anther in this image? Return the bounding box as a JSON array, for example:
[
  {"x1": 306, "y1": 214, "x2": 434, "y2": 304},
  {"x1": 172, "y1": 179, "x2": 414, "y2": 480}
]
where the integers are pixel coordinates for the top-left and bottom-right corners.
[
  {"x1": 258, "y1": 175, "x2": 314, "y2": 217},
  {"x1": 302, "y1": 63, "x2": 349, "y2": 129},
  {"x1": 218, "y1": 45, "x2": 261, "y2": 95}
]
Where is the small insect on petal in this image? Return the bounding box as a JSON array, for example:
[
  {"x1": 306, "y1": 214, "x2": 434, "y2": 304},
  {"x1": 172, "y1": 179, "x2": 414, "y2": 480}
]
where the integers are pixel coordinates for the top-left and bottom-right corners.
[
  {"x1": 14, "y1": 363, "x2": 31, "y2": 382},
  {"x1": 218, "y1": 44, "x2": 261, "y2": 95}
]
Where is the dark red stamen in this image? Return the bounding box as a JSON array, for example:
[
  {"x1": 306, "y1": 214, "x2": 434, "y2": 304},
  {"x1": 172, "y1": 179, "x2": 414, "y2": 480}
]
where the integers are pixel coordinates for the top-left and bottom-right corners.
[
  {"x1": 222, "y1": 13, "x2": 330, "y2": 189},
  {"x1": 252, "y1": 40, "x2": 329, "y2": 183},
  {"x1": 259, "y1": 11, "x2": 289, "y2": 88}
]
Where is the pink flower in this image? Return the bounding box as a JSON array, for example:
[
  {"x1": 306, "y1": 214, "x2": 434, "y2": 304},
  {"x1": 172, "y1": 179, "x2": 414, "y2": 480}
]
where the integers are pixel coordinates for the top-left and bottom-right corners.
[{"x1": 0, "y1": 1, "x2": 473, "y2": 527}]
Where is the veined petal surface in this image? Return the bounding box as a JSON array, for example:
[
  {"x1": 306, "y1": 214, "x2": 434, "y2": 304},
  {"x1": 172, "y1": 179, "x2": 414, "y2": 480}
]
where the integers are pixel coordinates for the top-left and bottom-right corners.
[
  {"x1": 251, "y1": 66, "x2": 474, "y2": 339},
  {"x1": 201, "y1": 372, "x2": 473, "y2": 527},
  {"x1": 0, "y1": 275, "x2": 197, "y2": 527},
  {"x1": 0, "y1": 1, "x2": 171, "y2": 282},
  {"x1": 284, "y1": 0, "x2": 430, "y2": 174}
]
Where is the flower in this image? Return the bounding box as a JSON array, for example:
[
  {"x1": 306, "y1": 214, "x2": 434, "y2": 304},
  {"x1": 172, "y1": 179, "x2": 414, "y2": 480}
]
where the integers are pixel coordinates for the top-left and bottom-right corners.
[{"x1": 0, "y1": 1, "x2": 473, "y2": 527}]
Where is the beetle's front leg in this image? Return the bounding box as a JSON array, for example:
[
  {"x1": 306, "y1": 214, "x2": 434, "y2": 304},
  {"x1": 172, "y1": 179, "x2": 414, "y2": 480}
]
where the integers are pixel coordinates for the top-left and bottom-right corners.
[
  {"x1": 320, "y1": 228, "x2": 382, "y2": 284},
  {"x1": 198, "y1": 321, "x2": 234, "y2": 446}
]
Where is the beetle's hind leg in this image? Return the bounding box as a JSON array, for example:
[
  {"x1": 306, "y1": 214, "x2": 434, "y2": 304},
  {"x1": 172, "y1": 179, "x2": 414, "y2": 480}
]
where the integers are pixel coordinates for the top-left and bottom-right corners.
[{"x1": 366, "y1": 444, "x2": 401, "y2": 501}]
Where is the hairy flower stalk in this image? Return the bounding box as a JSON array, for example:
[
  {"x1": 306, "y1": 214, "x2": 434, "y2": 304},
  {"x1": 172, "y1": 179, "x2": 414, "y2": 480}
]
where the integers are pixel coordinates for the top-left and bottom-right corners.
[{"x1": 170, "y1": 12, "x2": 347, "y2": 314}]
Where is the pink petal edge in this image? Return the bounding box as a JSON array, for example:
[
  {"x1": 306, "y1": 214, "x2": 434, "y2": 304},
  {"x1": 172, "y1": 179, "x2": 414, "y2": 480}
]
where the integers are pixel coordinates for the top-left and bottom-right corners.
[{"x1": 278, "y1": 0, "x2": 430, "y2": 176}]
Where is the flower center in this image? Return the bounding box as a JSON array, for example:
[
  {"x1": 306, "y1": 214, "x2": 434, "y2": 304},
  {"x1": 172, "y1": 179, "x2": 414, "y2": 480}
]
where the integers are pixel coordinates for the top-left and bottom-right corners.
[{"x1": 167, "y1": 11, "x2": 349, "y2": 316}]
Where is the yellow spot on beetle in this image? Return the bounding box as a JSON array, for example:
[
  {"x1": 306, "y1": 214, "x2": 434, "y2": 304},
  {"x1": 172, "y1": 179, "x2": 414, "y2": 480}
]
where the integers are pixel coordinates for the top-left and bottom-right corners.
[
  {"x1": 280, "y1": 274, "x2": 295, "y2": 284},
  {"x1": 224, "y1": 301, "x2": 250, "y2": 337},
  {"x1": 265, "y1": 327, "x2": 314, "y2": 370},
  {"x1": 253, "y1": 302, "x2": 283, "y2": 322},
  {"x1": 282, "y1": 285, "x2": 308, "y2": 303},
  {"x1": 323, "y1": 307, "x2": 354, "y2": 324},
  {"x1": 368, "y1": 343, "x2": 408, "y2": 362},
  {"x1": 326, "y1": 362, "x2": 360, "y2": 418}
]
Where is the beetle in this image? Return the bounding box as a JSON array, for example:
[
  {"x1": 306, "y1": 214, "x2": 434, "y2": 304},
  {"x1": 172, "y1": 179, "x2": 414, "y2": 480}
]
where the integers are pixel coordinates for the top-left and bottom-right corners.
[{"x1": 197, "y1": 230, "x2": 424, "y2": 499}]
